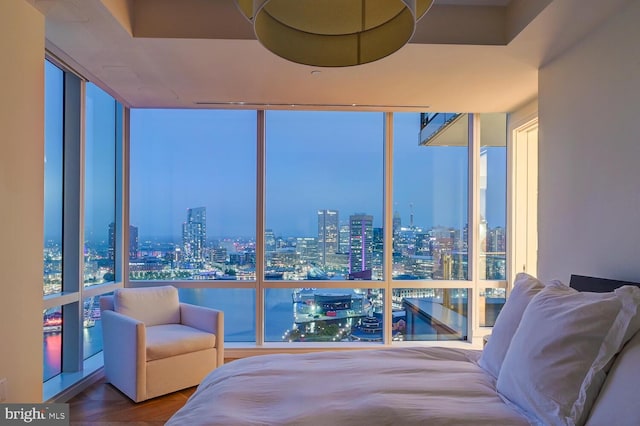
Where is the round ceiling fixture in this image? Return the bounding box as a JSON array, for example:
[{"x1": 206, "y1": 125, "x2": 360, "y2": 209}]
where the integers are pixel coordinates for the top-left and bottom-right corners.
[{"x1": 235, "y1": 0, "x2": 434, "y2": 67}]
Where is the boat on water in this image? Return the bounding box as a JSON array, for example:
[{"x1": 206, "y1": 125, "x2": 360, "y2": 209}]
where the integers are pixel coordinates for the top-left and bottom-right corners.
[{"x1": 43, "y1": 324, "x2": 62, "y2": 333}]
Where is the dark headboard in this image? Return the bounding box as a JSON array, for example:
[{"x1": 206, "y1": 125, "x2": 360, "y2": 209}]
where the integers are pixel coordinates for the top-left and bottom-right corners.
[{"x1": 569, "y1": 274, "x2": 640, "y2": 293}]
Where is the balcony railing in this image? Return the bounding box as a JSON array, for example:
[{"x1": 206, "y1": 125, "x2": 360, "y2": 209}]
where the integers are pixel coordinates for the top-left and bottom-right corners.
[{"x1": 419, "y1": 113, "x2": 461, "y2": 146}]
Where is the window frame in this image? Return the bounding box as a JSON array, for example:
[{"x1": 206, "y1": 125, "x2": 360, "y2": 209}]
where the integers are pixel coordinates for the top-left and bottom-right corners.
[
  {"x1": 42, "y1": 57, "x2": 515, "y2": 397},
  {"x1": 43, "y1": 55, "x2": 125, "y2": 399},
  {"x1": 126, "y1": 111, "x2": 507, "y2": 353}
]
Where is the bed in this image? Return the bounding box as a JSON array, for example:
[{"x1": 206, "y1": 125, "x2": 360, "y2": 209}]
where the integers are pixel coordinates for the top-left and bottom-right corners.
[{"x1": 166, "y1": 274, "x2": 640, "y2": 426}]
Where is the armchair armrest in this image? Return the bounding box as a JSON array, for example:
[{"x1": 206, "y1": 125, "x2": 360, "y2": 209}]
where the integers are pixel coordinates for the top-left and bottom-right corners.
[
  {"x1": 180, "y1": 303, "x2": 223, "y2": 334},
  {"x1": 101, "y1": 310, "x2": 147, "y2": 401},
  {"x1": 180, "y1": 303, "x2": 224, "y2": 366}
]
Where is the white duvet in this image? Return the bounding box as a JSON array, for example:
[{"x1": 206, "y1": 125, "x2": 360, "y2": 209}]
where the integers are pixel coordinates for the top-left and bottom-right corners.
[{"x1": 166, "y1": 346, "x2": 530, "y2": 426}]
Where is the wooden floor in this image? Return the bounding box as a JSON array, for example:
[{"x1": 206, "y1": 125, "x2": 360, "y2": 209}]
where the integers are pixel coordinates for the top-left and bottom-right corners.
[{"x1": 68, "y1": 378, "x2": 196, "y2": 425}]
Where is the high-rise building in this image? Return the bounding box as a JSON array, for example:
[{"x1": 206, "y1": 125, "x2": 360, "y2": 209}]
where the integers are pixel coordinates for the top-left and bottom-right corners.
[
  {"x1": 339, "y1": 224, "x2": 350, "y2": 254},
  {"x1": 182, "y1": 207, "x2": 206, "y2": 261},
  {"x1": 296, "y1": 237, "x2": 319, "y2": 264},
  {"x1": 487, "y1": 226, "x2": 506, "y2": 253},
  {"x1": 317, "y1": 209, "x2": 339, "y2": 265},
  {"x1": 373, "y1": 227, "x2": 384, "y2": 253},
  {"x1": 129, "y1": 225, "x2": 139, "y2": 259},
  {"x1": 265, "y1": 229, "x2": 276, "y2": 252},
  {"x1": 393, "y1": 211, "x2": 401, "y2": 235},
  {"x1": 349, "y1": 213, "x2": 373, "y2": 276},
  {"x1": 392, "y1": 210, "x2": 402, "y2": 253},
  {"x1": 109, "y1": 222, "x2": 139, "y2": 260}
]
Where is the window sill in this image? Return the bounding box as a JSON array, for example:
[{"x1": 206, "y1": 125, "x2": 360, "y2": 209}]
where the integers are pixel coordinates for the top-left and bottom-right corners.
[{"x1": 43, "y1": 352, "x2": 104, "y2": 402}]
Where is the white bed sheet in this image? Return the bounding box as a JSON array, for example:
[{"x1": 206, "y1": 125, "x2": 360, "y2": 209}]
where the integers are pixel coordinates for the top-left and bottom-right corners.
[{"x1": 166, "y1": 346, "x2": 531, "y2": 426}]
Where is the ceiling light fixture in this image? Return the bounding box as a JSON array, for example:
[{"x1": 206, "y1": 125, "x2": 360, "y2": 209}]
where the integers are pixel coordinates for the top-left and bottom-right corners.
[{"x1": 235, "y1": 0, "x2": 433, "y2": 67}]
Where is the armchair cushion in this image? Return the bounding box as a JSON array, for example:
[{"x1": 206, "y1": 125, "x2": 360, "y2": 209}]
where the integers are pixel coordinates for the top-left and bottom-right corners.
[
  {"x1": 114, "y1": 286, "x2": 180, "y2": 326},
  {"x1": 146, "y1": 324, "x2": 216, "y2": 361}
]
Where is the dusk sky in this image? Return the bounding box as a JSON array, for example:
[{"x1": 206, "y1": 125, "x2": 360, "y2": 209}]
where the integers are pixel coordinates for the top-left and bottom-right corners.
[
  {"x1": 128, "y1": 110, "x2": 505, "y2": 241},
  {"x1": 44, "y1": 62, "x2": 63, "y2": 242},
  {"x1": 45, "y1": 58, "x2": 506, "y2": 243}
]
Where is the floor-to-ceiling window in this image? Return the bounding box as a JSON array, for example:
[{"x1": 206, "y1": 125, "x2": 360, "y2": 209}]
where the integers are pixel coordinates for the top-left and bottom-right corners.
[
  {"x1": 392, "y1": 112, "x2": 470, "y2": 341},
  {"x1": 43, "y1": 59, "x2": 124, "y2": 397},
  {"x1": 264, "y1": 111, "x2": 385, "y2": 343},
  {"x1": 81, "y1": 83, "x2": 120, "y2": 361},
  {"x1": 128, "y1": 110, "x2": 508, "y2": 346},
  {"x1": 129, "y1": 109, "x2": 257, "y2": 342},
  {"x1": 84, "y1": 83, "x2": 117, "y2": 287},
  {"x1": 43, "y1": 61, "x2": 64, "y2": 381},
  {"x1": 478, "y1": 113, "x2": 507, "y2": 326},
  {"x1": 42, "y1": 63, "x2": 509, "y2": 397}
]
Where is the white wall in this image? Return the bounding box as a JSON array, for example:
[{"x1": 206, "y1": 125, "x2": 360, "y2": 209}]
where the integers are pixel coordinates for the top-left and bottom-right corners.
[
  {"x1": 0, "y1": 0, "x2": 45, "y2": 402},
  {"x1": 537, "y1": 0, "x2": 640, "y2": 284}
]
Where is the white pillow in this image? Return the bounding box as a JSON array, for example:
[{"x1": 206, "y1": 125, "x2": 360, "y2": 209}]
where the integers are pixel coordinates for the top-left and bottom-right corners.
[
  {"x1": 496, "y1": 282, "x2": 640, "y2": 426},
  {"x1": 114, "y1": 286, "x2": 181, "y2": 326},
  {"x1": 478, "y1": 272, "x2": 545, "y2": 379},
  {"x1": 585, "y1": 330, "x2": 640, "y2": 426}
]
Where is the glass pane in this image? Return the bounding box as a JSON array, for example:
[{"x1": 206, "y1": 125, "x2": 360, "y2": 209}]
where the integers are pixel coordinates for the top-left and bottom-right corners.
[
  {"x1": 83, "y1": 295, "x2": 106, "y2": 359},
  {"x1": 393, "y1": 113, "x2": 469, "y2": 280},
  {"x1": 179, "y1": 288, "x2": 256, "y2": 342},
  {"x1": 44, "y1": 61, "x2": 64, "y2": 296},
  {"x1": 84, "y1": 83, "x2": 116, "y2": 286},
  {"x1": 479, "y1": 113, "x2": 507, "y2": 280},
  {"x1": 393, "y1": 288, "x2": 468, "y2": 341},
  {"x1": 43, "y1": 306, "x2": 63, "y2": 381},
  {"x1": 129, "y1": 110, "x2": 257, "y2": 281},
  {"x1": 480, "y1": 288, "x2": 506, "y2": 327},
  {"x1": 265, "y1": 288, "x2": 384, "y2": 343},
  {"x1": 265, "y1": 111, "x2": 384, "y2": 280}
]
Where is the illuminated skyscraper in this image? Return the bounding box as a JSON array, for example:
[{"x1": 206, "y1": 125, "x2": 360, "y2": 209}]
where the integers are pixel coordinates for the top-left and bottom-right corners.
[
  {"x1": 392, "y1": 210, "x2": 402, "y2": 253},
  {"x1": 109, "y1": 222, "x2": 139, "y2": 261},
  {"x1": 296, "y1": 237, "x2": 319, "y2": 264},
  {"x1": 349, "y1": 213, "x2": 373, "y2": 277},
  {"x1": 317, "y1": 209, "x2": 339, "y2": 266},
  {"x1": 182, "y1": 207, "x2": 206, "y2": 261},
  {"x1": 339, "y1": 224, "x2": 350, "y2": 254}
]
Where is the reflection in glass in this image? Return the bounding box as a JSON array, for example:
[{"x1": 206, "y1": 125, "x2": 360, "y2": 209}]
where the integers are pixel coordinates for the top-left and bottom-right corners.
[
  {"x1": 265, "y1": 288, "x2": 385, "y2": 343},
  {"x1": 44, "y1": 61, "x2": 64, "y2": 296},
  {"x1": 179, "y1": 288, "x2": 256, "y2": 342},
  {"x1": 393, "y1": 288, "x2": 468, "y2": 341},
  {"x1": 43, "y1": 306, "x2": 63, "y2": 381},
  {"x1": 479, "y1": 113, "x2": 507, "y2": 280},
  {"x1": 393, "y1": 113, "x2": 469, "y2": 280},
  {"x1": 480, "y1": 288, "x2": 506, "y2": 327},
  {"x1": 265, "y1": 111, "x2": 384, "y2": 281},
  {"x1": 83, "y1": 295, "x2": 106, "y2": 359},
  {"x1": 84, "y1": 83, "x2": 117, "y2": 286},
  {"x1": 129, "y1": 110, "x2": 256, "y2": 281}
]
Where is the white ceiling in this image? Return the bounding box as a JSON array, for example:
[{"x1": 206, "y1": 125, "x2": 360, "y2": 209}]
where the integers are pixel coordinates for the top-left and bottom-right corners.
[{"x1": 31, "y1": 0, "x2": 631, "y2": 112}]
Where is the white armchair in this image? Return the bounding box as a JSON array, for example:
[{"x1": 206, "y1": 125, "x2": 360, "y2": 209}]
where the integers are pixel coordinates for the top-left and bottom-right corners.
[{"x1": 100, "y1": 285, "x2": 224, "y2": 402}]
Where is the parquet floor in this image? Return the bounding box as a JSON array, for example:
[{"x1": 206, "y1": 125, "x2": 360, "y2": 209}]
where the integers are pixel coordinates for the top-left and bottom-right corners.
[{"x1": 68, "y1": 378, "x2": 196, "y2": 425}]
